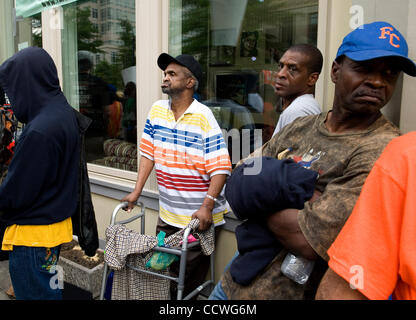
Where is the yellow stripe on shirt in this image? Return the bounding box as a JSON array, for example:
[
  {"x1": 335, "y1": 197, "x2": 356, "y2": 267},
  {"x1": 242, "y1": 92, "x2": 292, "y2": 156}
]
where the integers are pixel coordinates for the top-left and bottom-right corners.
[
  {"x1": 1, "y1": 217, "x2": 73, "y2": 251},
  {"x1": 159, "y1": 206, "x2": 228, "y2": 228},
  {"x1": 150, "y1": 105, "x2": 212, "y2": 133}
]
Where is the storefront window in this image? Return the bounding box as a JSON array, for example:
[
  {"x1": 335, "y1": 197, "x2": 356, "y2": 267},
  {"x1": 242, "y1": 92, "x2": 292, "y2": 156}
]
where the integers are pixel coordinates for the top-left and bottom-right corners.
[
  {"x1": 1, "y1": 3, "x2": 41, "y2": 182},
  {"x1": 169, "y1": 0, "x2": 318, "y2": 164},
  {"x1": 62, "y1": 0, "x2": 137, "y2": 172}
]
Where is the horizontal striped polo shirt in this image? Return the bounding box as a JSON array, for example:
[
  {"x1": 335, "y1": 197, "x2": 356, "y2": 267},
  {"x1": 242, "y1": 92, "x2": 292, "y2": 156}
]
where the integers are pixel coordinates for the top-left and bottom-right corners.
[{"x1": 140, "y1": 99, "x2": 232, "y2": 228}]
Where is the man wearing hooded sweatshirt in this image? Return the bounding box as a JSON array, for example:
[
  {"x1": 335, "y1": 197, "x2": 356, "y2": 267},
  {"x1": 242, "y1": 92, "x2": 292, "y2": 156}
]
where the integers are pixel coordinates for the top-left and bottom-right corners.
[{"x1": 0, "y1": 47, "x2": 80, "y2": 300}]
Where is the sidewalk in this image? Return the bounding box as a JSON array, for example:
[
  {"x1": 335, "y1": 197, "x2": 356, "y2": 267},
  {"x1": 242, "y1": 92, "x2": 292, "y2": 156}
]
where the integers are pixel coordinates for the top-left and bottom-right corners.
[
  {"x1": 0, "y1": 258, "x2": 97, "y2": 300},
  {"x1": 0, "y1": 260, "x2": 12, "y2": 300}
]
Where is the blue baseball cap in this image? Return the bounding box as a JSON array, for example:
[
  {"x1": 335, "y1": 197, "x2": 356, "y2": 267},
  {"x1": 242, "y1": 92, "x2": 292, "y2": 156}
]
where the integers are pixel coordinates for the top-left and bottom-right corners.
[{"x1": 336, "y1": 21, "x2": 416, "y2": 76}]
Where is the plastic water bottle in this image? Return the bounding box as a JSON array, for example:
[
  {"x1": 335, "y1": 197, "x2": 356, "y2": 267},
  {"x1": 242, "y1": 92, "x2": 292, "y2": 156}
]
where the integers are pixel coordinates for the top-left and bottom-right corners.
[{"x1": 281, "y1": 253, "x2": 315, "y2": 285}]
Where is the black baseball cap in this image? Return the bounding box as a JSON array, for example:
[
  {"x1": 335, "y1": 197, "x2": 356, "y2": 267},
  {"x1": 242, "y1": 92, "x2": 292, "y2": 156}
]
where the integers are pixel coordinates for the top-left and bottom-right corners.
[{"x1": 157, "y1": 53, "x2": 203, "y2": 84}]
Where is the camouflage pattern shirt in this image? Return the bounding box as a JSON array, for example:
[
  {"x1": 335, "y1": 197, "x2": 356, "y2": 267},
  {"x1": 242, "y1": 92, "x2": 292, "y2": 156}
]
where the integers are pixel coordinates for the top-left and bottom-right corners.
[{"x1": 222, "y1": 111, "x2": 400, "y2": 300}]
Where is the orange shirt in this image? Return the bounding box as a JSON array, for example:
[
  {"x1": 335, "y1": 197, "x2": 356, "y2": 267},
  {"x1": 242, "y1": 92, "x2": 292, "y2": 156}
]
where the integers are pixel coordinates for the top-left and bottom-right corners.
[{"x1": 328, "y1": 132, "x2": 416, "y2": 300}]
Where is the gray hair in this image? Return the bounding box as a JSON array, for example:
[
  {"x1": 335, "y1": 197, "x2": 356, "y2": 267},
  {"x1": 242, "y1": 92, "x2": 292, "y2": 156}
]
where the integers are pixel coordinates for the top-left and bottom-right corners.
[
  {"x1": 192, "y1": 76, "x2": 199, "y2": 92},
  {"x1": 184, "y1": 69, "x2": 199, "y2": 92}
]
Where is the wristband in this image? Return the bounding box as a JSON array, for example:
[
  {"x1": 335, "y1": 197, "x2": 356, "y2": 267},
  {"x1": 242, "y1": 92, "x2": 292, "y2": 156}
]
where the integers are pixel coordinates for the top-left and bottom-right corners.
[{"x1": 205, "y1": 194, "x2": 219, "y2": 203}]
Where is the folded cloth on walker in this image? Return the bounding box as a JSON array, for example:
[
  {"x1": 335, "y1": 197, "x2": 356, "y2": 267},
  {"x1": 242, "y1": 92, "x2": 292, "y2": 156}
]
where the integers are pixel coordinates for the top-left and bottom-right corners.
[{"x1": 104, "y1": 218, "x2": 214, "y2": 270}]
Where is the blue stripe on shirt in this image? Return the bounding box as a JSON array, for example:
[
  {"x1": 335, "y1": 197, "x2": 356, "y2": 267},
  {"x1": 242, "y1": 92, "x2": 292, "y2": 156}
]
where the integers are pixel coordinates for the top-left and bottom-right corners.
[
  {"x1": 205, "y1": 135, "x2": 227, "y2": 153},
  {"x1": 153, "y1": 125, "x2": 204, "y2": 150}
]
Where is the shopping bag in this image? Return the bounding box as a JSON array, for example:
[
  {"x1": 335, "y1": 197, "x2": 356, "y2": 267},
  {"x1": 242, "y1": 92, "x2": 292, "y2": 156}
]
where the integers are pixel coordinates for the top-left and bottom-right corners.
[{"x1": 146, "y1": 231, "x2": 178, "y2": 271}]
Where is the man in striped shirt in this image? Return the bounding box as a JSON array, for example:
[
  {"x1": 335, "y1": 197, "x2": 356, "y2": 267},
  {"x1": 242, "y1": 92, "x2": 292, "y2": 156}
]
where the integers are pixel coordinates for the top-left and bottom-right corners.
[{"x1": 122, "y1": 53, "x2": 231, "y2": 297}]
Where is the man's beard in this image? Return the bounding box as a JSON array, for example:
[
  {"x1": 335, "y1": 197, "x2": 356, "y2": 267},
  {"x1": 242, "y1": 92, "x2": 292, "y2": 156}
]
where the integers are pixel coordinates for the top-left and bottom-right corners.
[{"x1": 162, "y1": 86, "x2": 182, "y2": 96}]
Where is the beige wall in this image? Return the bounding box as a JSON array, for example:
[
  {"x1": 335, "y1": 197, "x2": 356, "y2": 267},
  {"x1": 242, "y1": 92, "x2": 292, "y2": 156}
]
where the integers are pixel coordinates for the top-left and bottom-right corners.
[
  {"x1": 316, "y1": 0, "x2": 353, "y2": 111},
  {"x1": 42, "y1": 8, "x2": 64, "y2": 86},
  {"x1": 93, "y1": 194, "x2": 155, "y2": 238},
  {"x1": 400, "y1": 0, "x2": 416, "y2": 133},
  {"x1": 0, "y1": 0, "x2": 14, "y2": 64}
]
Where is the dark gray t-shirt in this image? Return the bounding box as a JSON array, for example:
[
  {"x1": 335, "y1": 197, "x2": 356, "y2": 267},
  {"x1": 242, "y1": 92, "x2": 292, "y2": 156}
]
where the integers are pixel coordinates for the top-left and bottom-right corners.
[{"x1": 222, "y1": 111, "x2": 400, "y2": 300}]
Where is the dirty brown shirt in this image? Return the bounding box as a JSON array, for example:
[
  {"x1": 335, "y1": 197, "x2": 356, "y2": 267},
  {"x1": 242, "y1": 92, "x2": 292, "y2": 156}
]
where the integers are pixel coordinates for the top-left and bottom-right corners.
[{"x1": 222, "y1": 111, "x2": 400, "y2": 300}]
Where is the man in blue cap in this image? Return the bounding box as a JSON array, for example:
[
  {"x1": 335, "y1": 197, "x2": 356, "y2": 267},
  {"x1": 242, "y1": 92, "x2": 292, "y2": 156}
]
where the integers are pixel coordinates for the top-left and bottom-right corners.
[
  {"x1": 316, "y1": 23, "x2": 416, "y2": 300},
  {"x1": 212, "y1": 21, "x2": 416, "y2": 300}
]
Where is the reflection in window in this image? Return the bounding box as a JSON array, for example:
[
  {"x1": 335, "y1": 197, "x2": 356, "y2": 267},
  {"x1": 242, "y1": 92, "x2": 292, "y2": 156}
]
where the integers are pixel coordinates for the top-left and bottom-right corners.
[
  {"x1": 1, "y1": 11, "x2": 40, "y2": 183},
  {"x1": 15, "y1": 13, "x2": 42, "y2": 51},
  {"x1": 170, "y1": 0, "x2": 318, "y2": 165},
  {"x1": 62, "y1": 0, "x2": 137, "y2": 172}
]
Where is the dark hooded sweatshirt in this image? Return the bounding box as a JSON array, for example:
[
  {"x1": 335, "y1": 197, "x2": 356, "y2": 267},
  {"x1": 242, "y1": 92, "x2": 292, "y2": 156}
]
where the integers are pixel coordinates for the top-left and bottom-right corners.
[{"x1": 0, "y1": 47, "x2": 80, "y2": 226}]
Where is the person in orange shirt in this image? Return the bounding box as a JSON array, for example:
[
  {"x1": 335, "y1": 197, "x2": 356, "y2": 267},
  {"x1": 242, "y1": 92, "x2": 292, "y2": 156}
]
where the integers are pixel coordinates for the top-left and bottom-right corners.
[{"x1": 316, "y1": 132, "x2": 416, "y2": 300}]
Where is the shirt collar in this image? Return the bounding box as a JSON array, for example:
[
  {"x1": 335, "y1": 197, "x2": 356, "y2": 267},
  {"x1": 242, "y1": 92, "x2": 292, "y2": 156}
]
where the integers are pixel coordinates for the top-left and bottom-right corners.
[{"x1": 168, "y1": 98, "x2": 198, "y2": 115}]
